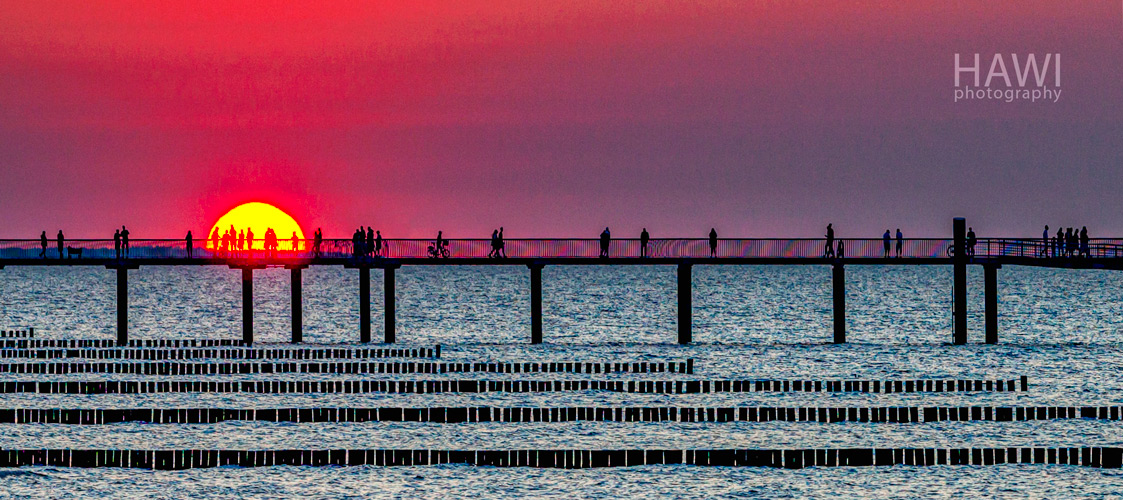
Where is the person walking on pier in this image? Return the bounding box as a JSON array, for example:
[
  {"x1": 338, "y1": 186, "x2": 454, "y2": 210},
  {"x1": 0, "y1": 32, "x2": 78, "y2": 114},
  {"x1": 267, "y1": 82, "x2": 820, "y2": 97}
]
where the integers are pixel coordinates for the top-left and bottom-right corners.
[
  {"x1": 882, "y1": 229, "x2": 891, "y2": 258},
  {"x1": 498, "y1": 227, "x2": 506, "y2": 258},
  {"x1": 39, "y1": 231, "x2": 48, "y2": 258},
  {"x1": 966, "y1": 227, "x2": 976, "y2": 258},
  {"x1": 1040, "y1": 225, "x2": 1050, "y2": 258},
  {"x1": 375, "y1": 230, "x2": 382, "y2": 257},
  {"x1": 489, "y1": 229, "x2": 499, "y2": 258},
  {"x1": 1080, "y1": 226, "x2": 1090, "y2": 258},
  {"x1": 709, "y1": 228, "x2": 718, "y2": 257},
  {"x1": 430, "y1": 230, "x2": 448, "y2": 258},
  {"x1": 824, "y1": 224, "x2": 835, "y2": 258},
  {"x1": 1055, "y1": 227, "x2": 1063, "y2": 258},
  {"x1": 895, "y1": 228, "x2": 903, "y2": 258},
  {"x1": 640, "y1": 228, "x2": 650, "y2": 258},
  {"x1": 56, "y1": 230, "x2": 64, "y2": 259},
  {"x1": 836, "y1": 239, "x2": 845, "y2": 258},
  {"x1": 186, "y1": 230, "x2": 193, "y2": 259},
  {"x1": 113, "y1": 229, "x2": 121, "y2": 259},
  {"x1": 120, "y1": 226, "x2": 130, "y2": 258},
  {"x1": 291, "y1": 231, "x2": 300, "y2": 253},
  {"x1": 599, "y1": 227, "x2": 611, "y2": 258}
]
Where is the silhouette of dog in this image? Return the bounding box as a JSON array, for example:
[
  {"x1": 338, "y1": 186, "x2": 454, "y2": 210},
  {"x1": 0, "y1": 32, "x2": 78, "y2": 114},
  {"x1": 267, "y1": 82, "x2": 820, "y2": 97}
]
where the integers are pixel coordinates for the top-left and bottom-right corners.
[{"x1": 67, "y1": 247, "x2": 83, "y2": 259}]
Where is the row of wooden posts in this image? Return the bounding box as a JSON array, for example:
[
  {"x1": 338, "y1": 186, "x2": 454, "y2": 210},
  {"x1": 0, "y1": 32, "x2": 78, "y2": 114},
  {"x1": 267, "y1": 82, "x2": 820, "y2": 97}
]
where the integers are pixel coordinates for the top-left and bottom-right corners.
[
  {"x1": 0, "y1": 405, "x2": 1114, "y2": 425},
  {"x1": 0, "y1": 447, "x2": 1119, "y2": 469},
  {"x1": 0, "y1": 346, "x2": 440, "y2": 360},
  {"x1": 0, "y1": 378, "x2": 1028, "y2": 394},
  {"x1": 0, "y1": 360, "x2": 693, "y2": 375}
]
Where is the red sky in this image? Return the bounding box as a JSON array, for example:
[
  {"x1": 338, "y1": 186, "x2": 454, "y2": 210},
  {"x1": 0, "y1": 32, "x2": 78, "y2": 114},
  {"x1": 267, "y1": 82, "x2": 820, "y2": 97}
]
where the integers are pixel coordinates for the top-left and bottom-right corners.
[{"x1": 1, "y1": 1, "x2": 1121, "y2": 238}]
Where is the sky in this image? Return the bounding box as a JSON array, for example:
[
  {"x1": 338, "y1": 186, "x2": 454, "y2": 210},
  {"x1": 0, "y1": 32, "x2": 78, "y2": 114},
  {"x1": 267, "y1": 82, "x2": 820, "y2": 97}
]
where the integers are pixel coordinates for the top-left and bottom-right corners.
[{"x1": 1, "y1": 1, "x2": 1121, "y2": 239}]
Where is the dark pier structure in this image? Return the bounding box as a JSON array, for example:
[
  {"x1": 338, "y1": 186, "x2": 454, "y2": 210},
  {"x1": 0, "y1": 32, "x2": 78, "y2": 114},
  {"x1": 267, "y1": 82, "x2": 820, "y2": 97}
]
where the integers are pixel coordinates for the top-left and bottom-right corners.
[{"x1": 3, "y1": 218, "x2": 1119, "y2": 346}]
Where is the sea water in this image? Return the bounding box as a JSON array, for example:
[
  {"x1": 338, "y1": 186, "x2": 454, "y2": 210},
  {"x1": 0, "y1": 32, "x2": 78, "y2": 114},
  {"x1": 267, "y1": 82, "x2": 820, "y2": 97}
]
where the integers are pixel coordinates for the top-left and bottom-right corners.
[{"x1": 0, "y1": 265, "x2": 1122, "y2": 498}]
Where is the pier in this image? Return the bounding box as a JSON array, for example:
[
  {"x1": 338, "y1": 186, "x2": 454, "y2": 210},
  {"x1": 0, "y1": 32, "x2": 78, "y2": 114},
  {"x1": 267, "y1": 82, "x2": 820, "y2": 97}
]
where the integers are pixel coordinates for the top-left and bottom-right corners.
[{"x1": 3, "y1": 218, "x2": 1121, "y2": 345}]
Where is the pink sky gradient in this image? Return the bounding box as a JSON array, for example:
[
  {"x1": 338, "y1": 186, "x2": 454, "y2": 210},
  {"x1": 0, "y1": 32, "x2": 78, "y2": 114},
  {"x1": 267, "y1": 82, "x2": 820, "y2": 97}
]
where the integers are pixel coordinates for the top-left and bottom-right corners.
[{"x1": 1, "y1": 1, "x2": 1121, "y2": 238}]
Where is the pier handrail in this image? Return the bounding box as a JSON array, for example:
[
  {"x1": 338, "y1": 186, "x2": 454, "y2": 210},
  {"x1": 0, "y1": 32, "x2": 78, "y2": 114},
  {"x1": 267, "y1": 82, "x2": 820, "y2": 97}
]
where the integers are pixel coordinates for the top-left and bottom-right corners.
[{"x1": 3, "y1": 236, "x2": 1122, "y2": 261}]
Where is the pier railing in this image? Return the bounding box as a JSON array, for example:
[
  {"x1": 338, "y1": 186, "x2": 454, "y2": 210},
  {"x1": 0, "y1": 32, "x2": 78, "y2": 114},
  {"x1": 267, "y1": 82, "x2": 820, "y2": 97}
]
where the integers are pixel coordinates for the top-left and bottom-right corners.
[{"x1": 2, "y1": 237, "x2": 1122, "y2": 261}]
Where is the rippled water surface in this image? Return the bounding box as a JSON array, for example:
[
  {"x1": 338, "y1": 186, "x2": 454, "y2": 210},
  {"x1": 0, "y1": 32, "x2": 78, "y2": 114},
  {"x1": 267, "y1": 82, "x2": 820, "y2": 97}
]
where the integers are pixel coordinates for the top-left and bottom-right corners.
[{"x1": 1, "y1": 265, "x2": 1122, "y2": 498}]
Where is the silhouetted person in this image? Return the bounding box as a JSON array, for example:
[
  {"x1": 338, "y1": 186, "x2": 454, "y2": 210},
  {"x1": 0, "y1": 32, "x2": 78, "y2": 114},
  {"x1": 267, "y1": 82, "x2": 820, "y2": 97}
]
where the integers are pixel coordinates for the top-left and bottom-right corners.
[
  {"x1": 366, "y1": 228, "x2": 374, "y2": 257},
  {"x1": 883, "y1": 229, "x2": 891, "y2": 258},
  {"x1": 265, "y1": 228, "x2": 278, "y2": 257},
  {"x1": 966, "y1": 227, "x2": 976, "y2": 257},
  {"x1": 1040, "y1": 225, "x2": 1050, "y2": 257},
  {"x1": 1064, "y1": 228, "x2": 1073, "y2": 257},
  {"x1": 1080, "y1": 226, "x2": 1090, "y2": 258},
  {"x1": 895, "y1": 228, "x2": 903, "y2": 258},
  {"x1": 39, "y1": 231, "x2": 47, "y2": 258},
  {"x1": 489, "y1": 229, "x2": 499, "y2": 258},
  {"x1": 375, "y1": 230, "x2": 382, "y2": 257},
  {"x1": 709, "y1": 228, "x2": 718, "y2": 257},
  {"x1": 237, "y1": 230, "x2": 244, "y2": 254},
  {"x1": 246, "y1": 228, "x2": 254, "y2": 256},
  {"x1": 1055, "y1": 228, "x2": 1063, "y2": 258},
  {"x1": 824, "y1": 223, "x2": 835, "y2": 258},
  {"x1": 352, "y1": 228, "x2": 361, "y2": 257},
  {"x1": 430, "y1": 230, "x2": 447, "y2": 258},
  {"x1": 313, "y1": 228, "x2": 323, "y2": 258},
  {"x1": 113, "y1": 229, "x2": 121, "y2": 259},
  {"x1": 291, "y1": 232, "x2": 299, "y2": 253},
  {"x1": 640, "y1": 228, "x2": 650, "y2": 258},
  {"x1": 210, "y1": 228, "x2": 220, "y2": 256},
  {"x1": 599, "y1": 227, "x2": 611, "y2": 258},
  {"x1": 498, "y1": 227, "x2": 506, "y2": 258},
  {"x1": 56, "y1": 230, "x2": 64, "y2": 259},
  {"x1": 186, "y1": 230, "x2": 193, "y2": 258},
  {"x1": 120, "y1": 226, "x2": 130, "y2": 258},
  {"x1": 836, "y1": 239, "x2": 845, "y2": 258}
]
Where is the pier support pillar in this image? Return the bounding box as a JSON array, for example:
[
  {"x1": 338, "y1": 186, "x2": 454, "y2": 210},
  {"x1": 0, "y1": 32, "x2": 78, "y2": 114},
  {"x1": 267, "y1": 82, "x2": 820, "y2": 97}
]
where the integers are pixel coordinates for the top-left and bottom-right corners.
[
  {"x1": 677, "y1": 263, "x2": 692, "y2": 344},
  {"x1": 953, "y1": 217, "x2": 967, "y2": 345},
  {"x1": 359, "y1": 267, "x2": 371, "y2": 343},
  {"x1": 529, "y1": 264, "x2": 544, "y2": 344},
  {"x1": 984, "y1": 263, "x2": 1000, "y2": 344},
  {"x1": 384, "y1": 266, "x2": 398, "y2": 343},
  {"x1": 242, "y1": 268, "x2": 253, "y2": 345},
  {"x1": 290, "y1": 267, "x2": 303, "y2": 344},
  {"x1": 832, "y1": 263, "x2": 845, "y2": 343},
  {"x1": 116, "y1": 267, "x2": 128, "y2": 346}
]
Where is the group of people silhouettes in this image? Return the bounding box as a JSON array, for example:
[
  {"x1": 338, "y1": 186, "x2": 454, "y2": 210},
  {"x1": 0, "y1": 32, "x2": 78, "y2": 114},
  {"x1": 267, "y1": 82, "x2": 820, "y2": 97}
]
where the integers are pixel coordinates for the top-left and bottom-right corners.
[
  {"x1": 112, "y1": 226, "x2": 131, "y2": 259},
  {"x1": 208, "y1": 226, "x2": 294, "y2": 258},
  {"x1": 352, "y1": 226, "x2": 383, "y2": 258},
  {"x1": 211, "y1": 226, "x2": 252, "y2": 258},
  {"x1": 489, "y1": 228, "x2": 506, "y2": 258},
  {"x1": 38, "y1": 227, "x2": 130, "y2": 260},
  {"x1": 596, "y1": 227, "x2": 721, "y2": 258},
  {"x1": 38, "y1": 230, "x2": 65, "y2": 259},
  {"x1": 882, "y1": 228, "x2": 904, "y2": 258},
  {"x1": 1042, "y1": 225, "x2": 1091, "y2": 258},
  {"x1": 826, "y1": 224, "x2": 908, "y2": 258}
]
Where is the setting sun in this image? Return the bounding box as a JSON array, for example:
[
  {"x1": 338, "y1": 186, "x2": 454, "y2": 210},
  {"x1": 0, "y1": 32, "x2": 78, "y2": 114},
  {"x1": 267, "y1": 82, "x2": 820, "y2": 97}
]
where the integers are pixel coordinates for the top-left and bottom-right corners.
[{"x1": 208, "y1": 202, "x2": 305, "y2": 251}]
